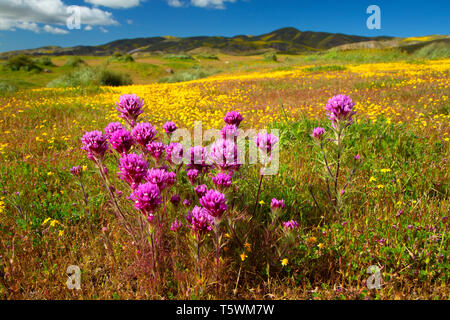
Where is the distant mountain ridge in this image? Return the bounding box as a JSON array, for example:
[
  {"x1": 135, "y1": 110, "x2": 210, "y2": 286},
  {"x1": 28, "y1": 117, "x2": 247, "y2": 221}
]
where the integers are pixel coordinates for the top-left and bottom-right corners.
[{"x1": 0, "y1": 27, "x2": 397, "y2": 57}]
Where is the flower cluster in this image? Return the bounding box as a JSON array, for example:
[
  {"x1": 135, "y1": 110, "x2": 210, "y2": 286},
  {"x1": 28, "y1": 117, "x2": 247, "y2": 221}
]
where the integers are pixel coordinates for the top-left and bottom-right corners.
[
  {"x1": 325, "y1": 94, "x2": 356, "y2": 126},
  {"x1": 132, "y1": 122, "x2": 157, "y2": 147},
  {"x1": 118, "y1": 153, "x2": 149, "y2": 189},
  {"x1": 109, "y1": 129, "x2": 134, "y2": 154},
  {"x1": 81, "y1": 131, "x2": 109, "y2": 161},
  {"x1": 116, "y1": 94, "x2": 145, "y2": 127},
  {"x1": 186, "y1": 206, "x2": 215, "y2": 235},
  {"x1": 131, "y1": 182, "x2": 162, "y2": 216}
]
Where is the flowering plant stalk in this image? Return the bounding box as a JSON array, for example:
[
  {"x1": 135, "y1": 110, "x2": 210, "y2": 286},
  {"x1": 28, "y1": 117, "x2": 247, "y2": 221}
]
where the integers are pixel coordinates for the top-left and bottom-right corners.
[{"x1": 311, "y1": 95, "x2": 361, "y2": 217}]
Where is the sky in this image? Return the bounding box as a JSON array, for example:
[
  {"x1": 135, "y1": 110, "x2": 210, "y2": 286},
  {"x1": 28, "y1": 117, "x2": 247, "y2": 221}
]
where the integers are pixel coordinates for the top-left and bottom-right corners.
[{"x1": 0, "y1": 0, "x2": 449, "y2": 52}]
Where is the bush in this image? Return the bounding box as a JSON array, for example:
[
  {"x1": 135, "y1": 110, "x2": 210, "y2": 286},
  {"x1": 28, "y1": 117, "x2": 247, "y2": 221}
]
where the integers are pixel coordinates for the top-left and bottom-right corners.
[
  {"x1": 163, "y1": 54, "x2": 194, "y2": 61},
  {"x1": 264, "y1": 52, "x2": 278, "y2": 62},
  {"x1": 304, "y1": 65, "x2": 347, "y2": 73},
  {"x1": 158, "y1": 67, "x2": 216, "y2": 83},
  {"x1": 99, "y1": 69, "x2": 132, "y2": 86},
  {"x1": 0, "y1": 81, "x2": 17, "y2": 93},
  {"x1": 109, "y1": 53, "x2": 135, "y2": 63},
  {"x1": 196, "y1": 54, "x2": 219, "y2": 60},
  {"x1": 64, "y1": 56, "x2": 86, "y2": 67},
  {"x1": 33, "y1": 56, "x2": 54, "y2": 67},
  {"x1": 47, "y1": 67, "x2": 132, "y2": 88},
  {"x1": 4, "y1": 55, "x2": 42, "y2": 72}
]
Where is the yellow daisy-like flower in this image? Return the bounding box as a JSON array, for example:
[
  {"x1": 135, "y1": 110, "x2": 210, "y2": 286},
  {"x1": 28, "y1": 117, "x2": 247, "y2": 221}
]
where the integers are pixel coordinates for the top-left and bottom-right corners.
[
  {"x1": 281, "y1": 258, "x2": 289, "y2": 266},
  {"x1": 50, "y1": 220, "x2": 59, "y2": 227},
  {"x1": 318, "y1": 243, "x2": 325, "y2": 249},
  {"x1": 42, "y1": 217, "x2": 51, "y2": 226},
  {"x1": 82, "y1": 165, "x2": 88, "y2": 171},
  {"x1": 377, "y1": 184, "x2": 385, "y2": 189},
  {"x1": 240, "y1": 253, "x2": 248, "y2": 262},
  {"x1": 380, "y1": 168, "x2": 392, "y2": 173},
  {"x1": 259, "y1": 200, "x2": 265, "y2": 205},
  {"x1": 369, "y1": 176, "x2": 377, "y2": 182},
  {"x1": 244, "y1": 242, "x2": 252, "y2": 252},
  {"x1": 58, "y1": 230, "x2": 64, "y2": 237}
]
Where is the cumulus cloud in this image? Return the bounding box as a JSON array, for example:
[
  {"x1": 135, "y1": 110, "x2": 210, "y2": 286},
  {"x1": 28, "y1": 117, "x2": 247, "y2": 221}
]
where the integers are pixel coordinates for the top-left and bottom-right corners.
[
  {"x1": 43, "y1": 24, "x2": 69, "y2": 34},
  {"x1": 84, "y1": 0, "x2": 142, "y2": 9},
  {"x1": 167, "y1": 0, "x2": 236, "y2": 9},
  {"x1": 0, "y1": 0, "x2": 117, "y2": 34}
]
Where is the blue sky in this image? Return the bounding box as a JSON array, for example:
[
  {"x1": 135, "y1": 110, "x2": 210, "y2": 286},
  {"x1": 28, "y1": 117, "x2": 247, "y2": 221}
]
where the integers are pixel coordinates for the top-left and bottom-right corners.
[{"x1": 0, "y1": 0, "x2": 449, "y2": 53}]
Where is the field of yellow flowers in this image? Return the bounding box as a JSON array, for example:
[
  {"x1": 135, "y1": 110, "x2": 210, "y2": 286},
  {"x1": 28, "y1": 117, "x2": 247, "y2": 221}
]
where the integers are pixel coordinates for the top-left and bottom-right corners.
[{"x1": 0, "y1": 58, "x2": 448, "y2": 299}]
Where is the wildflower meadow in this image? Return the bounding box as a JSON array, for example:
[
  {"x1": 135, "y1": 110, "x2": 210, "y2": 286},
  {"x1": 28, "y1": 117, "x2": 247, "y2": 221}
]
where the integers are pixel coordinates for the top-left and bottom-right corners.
[{"x1": 0, "y1": 56, "x2": 449, "y2": 300}]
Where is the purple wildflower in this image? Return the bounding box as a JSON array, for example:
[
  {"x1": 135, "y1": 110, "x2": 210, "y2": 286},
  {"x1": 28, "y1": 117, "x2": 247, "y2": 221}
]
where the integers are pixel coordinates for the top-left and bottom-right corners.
[
  {"x1": 70, "y1": 166, "x2": 82, "y2": 177},
  {"x1": 282, "y1": 220, "x2": 299, "y2": 231},
  {"x1": 131, "y1": 182, "x2": 162, "y2": 215},
  {"x1": 188, "y1": 146, "x2": 210, "y2": 172},
  {"x1": 170, "y1": 218, "x2": 183, "y2": 232},
  {"x1": 311, "y1": 127, "x2": 326, "y2": 140},
  {"x1": 186, "y1": 206, "x2": 214, "y2": 235},
  {"x1": 194, "y1": 184, "x2": 208, "y2": 198},
  {"x1": 146, "y1": 141, "x2": 165, "y2": 161},
  {"x1": 116, "y1": 94, "x2": 144, "y2": 127},
  {"x1": 223, "y1": 111, "x2": 243, "y2": 127},
  {"x1": 199, "y1": 189, "x2": 227, "y2": 219},
  {"x1": 325, "y1": 94, "x2": 356, "y2": 126},
  {"x1": 183, "y1": 199, "x2": 192, "y2": 207},
  {"x1": 271, "y1": 198, "x2": 285, "y2": 211},
  {"x1": 109, "y1": 129, "x2": 134, "y2": 154},
  {"x1": 81, "y1": 130, "x2": 109, "y2": 161},
  {"x1": 187, "y1": 169, "x2": 199, "y2": 184},
  {"x1": 131, "y1": 122, "x2": 157, "y2": 147},
  {"x1": 170, "y1": 194, "x2": 181, "y2": 205},
  {"x1": 163, "y1": 121, "x2": 177, "y2": 134},
  {"x1": 212, "y1": 172, "x2": 232, "y2": 190},
  {"x1": 208, "y1": 139, "x2": 240, "y2": 172},
  {"x1": 254, "y1": 132, "x2": 278, "y2": 154},
  {"x1": 118, "y1": 153, "x2": 149, "y2": 188},
  {"x1": 220, "y1": 124, "x2": 238, "y2": 139},
  {"x1": 165, "y1": 142, "x2": 184, "y2": 165},
  {"x1": 104, "y1": 122, "x2": 125, "y2": 137},
  {"x1": 145, "y1": 168, "x2": 169, "y2": 191}
]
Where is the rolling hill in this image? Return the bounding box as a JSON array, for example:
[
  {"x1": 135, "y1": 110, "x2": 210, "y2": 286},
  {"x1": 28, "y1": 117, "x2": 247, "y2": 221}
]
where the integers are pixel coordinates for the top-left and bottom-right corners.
[{"x1": 0, "y1": 27, "x2": 394, "y2": 58}]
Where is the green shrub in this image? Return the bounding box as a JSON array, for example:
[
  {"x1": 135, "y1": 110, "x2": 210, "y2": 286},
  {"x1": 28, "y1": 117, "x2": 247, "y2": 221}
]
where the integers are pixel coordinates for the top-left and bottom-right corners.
[
  {"x1": 163, "y1": 54, "x2": 194, "y2": 61},
  {"x1": 264, "y1": 52, "x2": 278, "y2": 62},
  {"x1": 99, "y1": 69, "x2": 132, "y2": 86},
  {"x1": 304, "y1": 65, "x2": 347, "y2": 73},
  {"x1": 4, "y1": 55, "x2": 42, "y2": 72},
  {"x1": 0, "y1": 81, "x2": 18, "y2": 93},
  {"x1": 33, "y1": 56, "x2": 54, "y2": 67},
  {"x1": 196, "y1": 54, "x2": 219, "y2": 60},
  {"x1": 109, "y1": 53, "x2": 135, "y2": 63},
  {"x1": 413, "y1": 41, "x2": 450, "y2": 59},
  {"x1": 64, "y1": 56, "x2": 86, "y2": 67},
  {"x1": 47, "y1": 67, "x2": 132, "y2": 88},
  {"x1": 158, "y1": 67, "x2": 216, "y2": 83}
]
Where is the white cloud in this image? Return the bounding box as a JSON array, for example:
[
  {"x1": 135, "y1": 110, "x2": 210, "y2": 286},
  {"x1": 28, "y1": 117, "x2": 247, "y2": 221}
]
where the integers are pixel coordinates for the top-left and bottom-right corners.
[
  {"x1": 167, "y1": 0, "x2": 236, "y2": 9},
  {"x1": 99, "y1": 27, "x2": 109, "y2": 33},
  {"x1": 85, "y1": 25, "x2": 93, "y2": 31},
  {"x1": 85, "y1": 0, "x2": 142, "y2": 9},
  {"x1": 167, "y1": 0, "x2": 185, "y2": 7},
  {"x1": 0, "y1": 0, "x2": 117, "y2": 34},
  {"x1": 43, "y1": 24, "x2": 69, "y2": 34}
]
